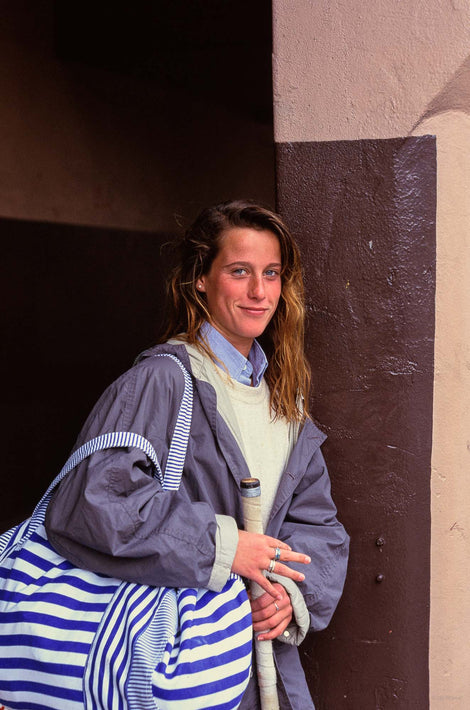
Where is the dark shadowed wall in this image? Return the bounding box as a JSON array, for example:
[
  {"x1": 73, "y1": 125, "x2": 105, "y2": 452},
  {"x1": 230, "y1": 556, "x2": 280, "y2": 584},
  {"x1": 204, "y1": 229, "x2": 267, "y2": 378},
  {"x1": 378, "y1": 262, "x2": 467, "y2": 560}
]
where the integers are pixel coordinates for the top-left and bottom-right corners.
[
  {"x1": 0, "y1": 1, "x2": 274, "y2": 527},
  {"x1": 1, "y1": 219, "x2": 169, "y2": 527},
  {"x1": 0, "y1": 1, "x2": 274, "y2": 231}
]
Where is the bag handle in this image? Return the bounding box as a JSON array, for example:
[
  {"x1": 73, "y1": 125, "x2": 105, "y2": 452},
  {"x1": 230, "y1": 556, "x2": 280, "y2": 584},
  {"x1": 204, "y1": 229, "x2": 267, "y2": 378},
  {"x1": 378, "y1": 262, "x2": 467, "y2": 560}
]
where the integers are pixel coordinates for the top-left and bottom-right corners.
[{"x1": 27, "y1": 354, "x2": 193, "y2": 540}]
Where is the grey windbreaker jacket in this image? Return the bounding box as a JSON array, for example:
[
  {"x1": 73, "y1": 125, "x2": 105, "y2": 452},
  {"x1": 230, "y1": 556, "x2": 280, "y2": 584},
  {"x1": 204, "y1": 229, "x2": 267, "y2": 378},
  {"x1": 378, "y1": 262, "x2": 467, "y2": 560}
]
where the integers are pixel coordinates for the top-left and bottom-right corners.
[{"x1": 45, "y1": 343, "x2": 349, "y2": 710}]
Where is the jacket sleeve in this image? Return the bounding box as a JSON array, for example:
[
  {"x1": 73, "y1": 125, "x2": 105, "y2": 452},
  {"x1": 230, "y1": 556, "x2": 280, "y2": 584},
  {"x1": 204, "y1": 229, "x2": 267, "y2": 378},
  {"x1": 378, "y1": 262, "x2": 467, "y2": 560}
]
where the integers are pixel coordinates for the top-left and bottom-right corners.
[
  {"x1": 45, "y1": 356, "x2": 233, "y2": 590},
  {"x1": 271, "y1": 444, "x2": 349, "y2": 633}
]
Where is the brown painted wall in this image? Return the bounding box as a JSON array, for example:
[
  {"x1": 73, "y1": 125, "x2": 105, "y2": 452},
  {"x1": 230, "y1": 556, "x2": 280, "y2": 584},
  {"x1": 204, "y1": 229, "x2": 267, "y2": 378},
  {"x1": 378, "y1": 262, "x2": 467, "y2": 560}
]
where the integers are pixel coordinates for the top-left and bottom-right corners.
[
  {"x1": 277, "y1": 136, "x2": 436, "y2": 708},
  {"x1": 0, "y1": 2, "x2": 274, "y2": 231}
]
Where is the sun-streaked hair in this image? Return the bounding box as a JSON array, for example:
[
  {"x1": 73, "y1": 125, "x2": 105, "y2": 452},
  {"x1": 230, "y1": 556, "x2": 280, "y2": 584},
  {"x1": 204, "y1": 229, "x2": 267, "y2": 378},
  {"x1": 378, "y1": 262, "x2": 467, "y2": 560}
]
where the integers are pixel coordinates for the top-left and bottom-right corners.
[{"x1": 160, "y1": 199, "x2": 311, "y2": 421}]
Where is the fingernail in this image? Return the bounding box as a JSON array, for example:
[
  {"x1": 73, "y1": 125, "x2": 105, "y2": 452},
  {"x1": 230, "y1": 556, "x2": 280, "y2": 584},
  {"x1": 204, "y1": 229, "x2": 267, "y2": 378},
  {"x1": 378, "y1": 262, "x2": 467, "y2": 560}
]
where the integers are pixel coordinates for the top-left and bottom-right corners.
[
  {"x1": 298, "y1": 573, "x2": 305, "y2": 581},
  {"x1": 305, "y1": 555, "x2": 311, "y2": 563}
]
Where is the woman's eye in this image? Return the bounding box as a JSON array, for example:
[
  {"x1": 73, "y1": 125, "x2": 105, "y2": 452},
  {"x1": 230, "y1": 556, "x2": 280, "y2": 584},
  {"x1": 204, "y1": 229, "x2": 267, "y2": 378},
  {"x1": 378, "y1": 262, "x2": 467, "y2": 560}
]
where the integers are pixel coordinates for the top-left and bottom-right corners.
[
  {"x1": 265, "y1": 269, "x2": 280, "y2": 278},
  {"x1": 232, "y1": 268, "x2": 248, "y2": 276}
]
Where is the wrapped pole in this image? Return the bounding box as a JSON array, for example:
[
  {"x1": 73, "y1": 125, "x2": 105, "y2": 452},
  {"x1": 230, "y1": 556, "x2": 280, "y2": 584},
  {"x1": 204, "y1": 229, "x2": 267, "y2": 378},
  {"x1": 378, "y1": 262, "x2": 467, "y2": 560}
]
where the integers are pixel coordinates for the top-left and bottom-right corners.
[{"x1": 241, "y1": 478, "x2": 280, "y2": 710}]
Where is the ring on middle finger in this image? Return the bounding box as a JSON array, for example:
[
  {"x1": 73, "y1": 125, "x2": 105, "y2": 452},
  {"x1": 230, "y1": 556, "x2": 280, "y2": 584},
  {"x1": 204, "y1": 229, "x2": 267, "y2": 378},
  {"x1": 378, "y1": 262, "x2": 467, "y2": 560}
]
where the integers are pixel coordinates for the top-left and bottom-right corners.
[
  {"x1": 267, "y1": 559, "x2": 276, "y2": 574},
  {"x1": 274, "y1": 547, "x2": 281, "y2": 561}
]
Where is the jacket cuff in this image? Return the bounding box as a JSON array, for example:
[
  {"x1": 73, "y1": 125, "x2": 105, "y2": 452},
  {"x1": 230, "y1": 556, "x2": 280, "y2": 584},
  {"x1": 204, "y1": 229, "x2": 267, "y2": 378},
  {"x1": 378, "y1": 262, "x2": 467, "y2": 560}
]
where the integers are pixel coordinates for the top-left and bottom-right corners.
[
  {"x1": 207, "y1": 514, "x2": 238, "y2": 592},
  {"x1": 267, "y1": 572, "x2": 310, "y2": 646}
]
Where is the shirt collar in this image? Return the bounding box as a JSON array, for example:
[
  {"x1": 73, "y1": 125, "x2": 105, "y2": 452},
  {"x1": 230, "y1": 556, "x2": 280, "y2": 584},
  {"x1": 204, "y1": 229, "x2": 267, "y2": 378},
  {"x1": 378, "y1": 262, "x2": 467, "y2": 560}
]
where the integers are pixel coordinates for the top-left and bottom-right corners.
[{"x1": 200, "y1": 322, "x2": 268, "y2": 387}]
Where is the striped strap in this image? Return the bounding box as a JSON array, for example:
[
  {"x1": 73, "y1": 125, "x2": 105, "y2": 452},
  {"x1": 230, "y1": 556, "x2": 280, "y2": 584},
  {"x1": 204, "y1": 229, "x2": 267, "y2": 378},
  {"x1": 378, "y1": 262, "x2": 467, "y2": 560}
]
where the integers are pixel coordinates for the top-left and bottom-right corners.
[
  {"x1": 14, "y1": 354, "x2": 193, "y2": 547},
  {"x1": 162, "y1": 357, "x2": 193, "y2": 490}
]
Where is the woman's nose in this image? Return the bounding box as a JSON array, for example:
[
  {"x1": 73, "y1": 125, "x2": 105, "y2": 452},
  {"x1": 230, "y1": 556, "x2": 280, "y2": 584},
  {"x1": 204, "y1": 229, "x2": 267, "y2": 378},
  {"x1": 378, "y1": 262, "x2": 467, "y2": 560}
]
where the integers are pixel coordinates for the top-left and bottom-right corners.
[{"x1": 248, "y1": 275, "x2": 265, "y2": 298}]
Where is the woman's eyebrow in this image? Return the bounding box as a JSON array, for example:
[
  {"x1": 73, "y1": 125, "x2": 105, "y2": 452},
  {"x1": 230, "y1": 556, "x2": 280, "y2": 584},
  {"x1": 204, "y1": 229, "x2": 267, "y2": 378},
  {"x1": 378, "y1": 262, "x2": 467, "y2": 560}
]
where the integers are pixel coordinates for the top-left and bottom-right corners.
[{"x1": 223, "y1": 260, "x2": 282, "y2": 268}]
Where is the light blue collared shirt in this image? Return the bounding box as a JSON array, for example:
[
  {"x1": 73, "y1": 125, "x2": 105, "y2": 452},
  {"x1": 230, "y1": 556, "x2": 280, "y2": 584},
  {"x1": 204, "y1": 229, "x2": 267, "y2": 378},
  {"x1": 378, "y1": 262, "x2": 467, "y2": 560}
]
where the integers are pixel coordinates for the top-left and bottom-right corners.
[{"x1": 200, "y1": 322, "x2": 268, "y2": 387}]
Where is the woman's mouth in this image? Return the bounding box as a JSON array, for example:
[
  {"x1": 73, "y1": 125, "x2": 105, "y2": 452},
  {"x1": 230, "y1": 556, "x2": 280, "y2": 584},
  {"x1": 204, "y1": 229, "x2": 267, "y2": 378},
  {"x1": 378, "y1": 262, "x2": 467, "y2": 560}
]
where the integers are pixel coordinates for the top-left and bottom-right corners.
[{"x1": 240, "y1": 307, "x2": 269, "y2": 316}]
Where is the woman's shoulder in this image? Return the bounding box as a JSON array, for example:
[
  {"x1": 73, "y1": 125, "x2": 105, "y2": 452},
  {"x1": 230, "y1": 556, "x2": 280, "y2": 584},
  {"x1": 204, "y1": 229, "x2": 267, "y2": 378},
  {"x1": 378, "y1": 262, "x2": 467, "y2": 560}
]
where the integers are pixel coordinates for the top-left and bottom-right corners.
[
  {"x1": 75, "y1": 344, "x2": 192, "y2": 444},
  {"x1": 90, "y1": 344, "x2": 191, "y2": 412},
  {"x1": 132, "y1": 343, "x2": 192, "y2": 383},
  {"x1": 105, "y1": 343, "x2": 192, "y2": 409},
  {"x1": 91, "y1": 344, "x2": 190, "y2": 399}
]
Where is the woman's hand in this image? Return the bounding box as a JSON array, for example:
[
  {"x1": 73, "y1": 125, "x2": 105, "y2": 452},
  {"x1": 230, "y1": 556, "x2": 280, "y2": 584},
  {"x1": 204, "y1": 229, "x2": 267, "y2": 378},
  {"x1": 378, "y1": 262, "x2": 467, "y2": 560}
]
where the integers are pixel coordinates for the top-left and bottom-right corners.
[
  {"x1": 231, "y1": 530, "x2": 310, "y2": 598},
  {"x1": 250, "y1": 583, "x2": 293, "y2": 641}
]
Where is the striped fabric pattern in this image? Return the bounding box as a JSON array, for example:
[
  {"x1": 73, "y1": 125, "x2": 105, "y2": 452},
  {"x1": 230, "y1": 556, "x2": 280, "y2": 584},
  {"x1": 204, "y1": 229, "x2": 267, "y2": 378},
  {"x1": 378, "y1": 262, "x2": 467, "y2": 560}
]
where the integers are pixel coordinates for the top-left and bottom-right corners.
[
  {"x1": 151, "y1": 578, "x2": 253, "y2": 710},
  {"x1": 0, "y1": 524, "x2": 119, "y2": 709},
  {"x1": 0, "y1": 354, "x2": 252, "y2": 709}
]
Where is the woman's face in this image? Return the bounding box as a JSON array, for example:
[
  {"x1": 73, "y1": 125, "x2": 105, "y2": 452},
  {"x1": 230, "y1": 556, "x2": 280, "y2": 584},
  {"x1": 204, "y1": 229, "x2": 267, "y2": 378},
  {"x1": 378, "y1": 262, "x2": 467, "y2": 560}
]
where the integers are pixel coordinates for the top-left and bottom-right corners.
[{"x1": 198, "y1": 227, "x2": 282, "y2": 357}]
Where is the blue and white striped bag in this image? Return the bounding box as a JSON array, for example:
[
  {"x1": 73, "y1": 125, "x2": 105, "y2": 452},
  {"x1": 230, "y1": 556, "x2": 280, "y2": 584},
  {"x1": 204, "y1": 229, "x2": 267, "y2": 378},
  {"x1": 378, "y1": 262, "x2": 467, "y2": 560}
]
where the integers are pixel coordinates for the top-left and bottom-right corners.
[{"x1": 0, "y1": 355, "x2": 252, "y2": 710}]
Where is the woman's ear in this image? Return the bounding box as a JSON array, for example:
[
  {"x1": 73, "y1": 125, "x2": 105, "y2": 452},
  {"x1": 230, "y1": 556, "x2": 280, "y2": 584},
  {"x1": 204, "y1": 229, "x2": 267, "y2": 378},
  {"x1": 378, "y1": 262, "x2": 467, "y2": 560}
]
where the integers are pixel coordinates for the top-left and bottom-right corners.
[{"x1": 196, "y1": 279, "x2": 206, "y2": 293}]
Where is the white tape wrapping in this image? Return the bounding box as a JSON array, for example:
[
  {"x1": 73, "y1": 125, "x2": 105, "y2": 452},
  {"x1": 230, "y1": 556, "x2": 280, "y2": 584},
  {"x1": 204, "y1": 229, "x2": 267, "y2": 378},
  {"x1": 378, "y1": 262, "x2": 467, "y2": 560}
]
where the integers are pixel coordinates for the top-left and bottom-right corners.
[{"x1": 241, "y1": 482, "x2": 280, "y2": 710}]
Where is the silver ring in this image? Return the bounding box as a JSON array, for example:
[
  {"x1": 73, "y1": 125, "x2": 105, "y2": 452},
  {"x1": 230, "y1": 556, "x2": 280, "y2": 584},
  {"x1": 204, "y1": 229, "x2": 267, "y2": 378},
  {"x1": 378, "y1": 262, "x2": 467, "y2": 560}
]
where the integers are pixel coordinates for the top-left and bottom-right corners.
[
  {"x1": 268, "y1": 559, "x2": 276, "y2": 574},
  {"x1": 274, "y1": 547, "x2": 281, "y2": 561},
  {"x1": 274, "y1": 602, "x2": 280, "y2": 612}
]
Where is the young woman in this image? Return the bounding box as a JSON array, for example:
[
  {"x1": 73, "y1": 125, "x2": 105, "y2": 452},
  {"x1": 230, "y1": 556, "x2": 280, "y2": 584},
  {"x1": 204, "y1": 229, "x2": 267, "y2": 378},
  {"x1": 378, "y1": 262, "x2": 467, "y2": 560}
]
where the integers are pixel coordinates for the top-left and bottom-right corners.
[{"x1": 46, "y1": 199, "x2": 349, "y2": 709}]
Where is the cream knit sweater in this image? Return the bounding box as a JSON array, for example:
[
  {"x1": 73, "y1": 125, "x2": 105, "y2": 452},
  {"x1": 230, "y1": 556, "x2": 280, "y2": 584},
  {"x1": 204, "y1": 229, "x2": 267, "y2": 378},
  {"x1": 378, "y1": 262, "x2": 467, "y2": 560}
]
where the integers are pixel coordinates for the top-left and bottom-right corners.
[
  {"x1": 222, "y1": 377, "x2": 291, "y2": 530},
  {"x1": 181, "y1": 341, "x2": 295, "y2": 529}
]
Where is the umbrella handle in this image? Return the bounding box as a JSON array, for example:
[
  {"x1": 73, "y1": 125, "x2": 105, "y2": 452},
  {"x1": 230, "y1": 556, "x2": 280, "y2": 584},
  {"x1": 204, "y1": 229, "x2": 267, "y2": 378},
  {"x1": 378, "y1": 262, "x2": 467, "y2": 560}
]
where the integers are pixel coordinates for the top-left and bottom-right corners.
[{"x1": 241, "y1": 478, "x2": 280, "y2": 710}]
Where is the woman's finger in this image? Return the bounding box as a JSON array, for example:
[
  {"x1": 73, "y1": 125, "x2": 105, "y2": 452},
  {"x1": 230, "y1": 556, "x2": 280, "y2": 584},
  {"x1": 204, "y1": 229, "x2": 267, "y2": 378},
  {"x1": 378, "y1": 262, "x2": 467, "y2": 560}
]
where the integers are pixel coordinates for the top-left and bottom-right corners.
[
  {"x1": 256, "y1": 617, "x2": 290, "y2": 641},
  {"x1": 255, "y1": 601, "x2": 293, "y2": 640},
  {"x1": 264, "y1": 536, "x2": 292, "y2": 551},
  {"x1": 250, "y1": 584, "x2": 289, "y2": 618},
  {"x1": 252, "y1": 600, "x2": 291, "y2": 629},
  {"x1": 266, "y1": 559, "x2": 307, "y2": 583},
  {"x1": 232, "y1": 531, "x2": 310, "y2": 590},
  {"x1": 268, "y1": 546, "x2": 311, "y2": 565},
  {"x1": 251, "y1": 572, "x2": 283, "y2": 599},
  {"x1": 252, "y1": 600, "x2": 281, "y2": 623}
]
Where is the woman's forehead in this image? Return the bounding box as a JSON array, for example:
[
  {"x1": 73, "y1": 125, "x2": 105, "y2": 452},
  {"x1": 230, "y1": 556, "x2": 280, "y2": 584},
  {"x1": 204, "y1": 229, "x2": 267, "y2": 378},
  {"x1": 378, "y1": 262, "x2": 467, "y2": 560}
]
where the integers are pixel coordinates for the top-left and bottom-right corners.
[{"x1": 217, "y1": 226, "x2": 281, "y2": 257}]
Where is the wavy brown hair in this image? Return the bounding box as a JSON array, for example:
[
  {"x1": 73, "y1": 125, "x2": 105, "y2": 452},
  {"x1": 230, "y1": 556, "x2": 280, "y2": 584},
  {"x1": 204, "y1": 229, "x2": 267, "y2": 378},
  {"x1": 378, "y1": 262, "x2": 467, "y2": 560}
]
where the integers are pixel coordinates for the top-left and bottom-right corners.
[{"x1": 160, "y1": 200, "x2": 311, "y2": 421}]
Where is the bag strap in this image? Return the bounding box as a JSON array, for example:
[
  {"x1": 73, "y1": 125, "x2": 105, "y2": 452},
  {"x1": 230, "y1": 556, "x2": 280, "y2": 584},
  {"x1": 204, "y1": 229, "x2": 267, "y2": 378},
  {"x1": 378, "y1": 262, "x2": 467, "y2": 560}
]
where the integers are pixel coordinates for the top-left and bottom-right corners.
[{"x1": 27, "y1": 354, "x2": 193, "y2": 537}]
